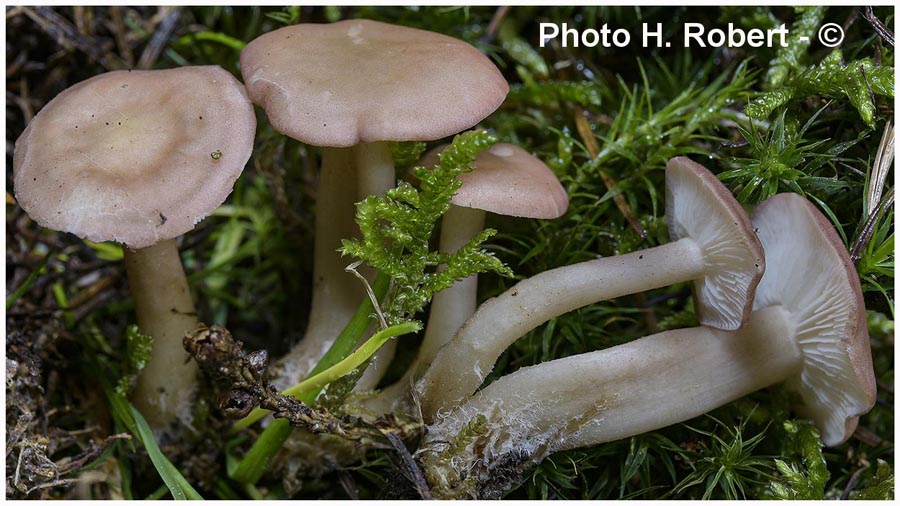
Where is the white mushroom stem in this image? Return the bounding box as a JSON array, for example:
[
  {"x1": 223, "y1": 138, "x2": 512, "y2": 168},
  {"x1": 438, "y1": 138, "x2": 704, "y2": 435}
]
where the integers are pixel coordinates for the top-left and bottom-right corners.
[
  {"x1": 127, "y1": 239, "x2": 199, "y2": 430},
  {"x1": 421, "y1": 206, "x2": 488, "y2": 364},
  {"x1": 355, "y1": 141, "x2": 395, "y2": 200},
  {"x1": 350, "y1": 140, "x2": 400, "y2": 392},
  {"x1": 417, "y1": 237, "x2": 710, "y2": 419},
  {"x1": 422, "y1": 306, "x2": 799, "y2": 495},
  {"x1": 273, "y1": 147, "x2": 363, "y2": 390},
  {"x1": 275, "y1": 142, "x2": 397, "y2": 392},
  {"x1": 373, "y1": 206, "x2": 487, "y2": 406}
]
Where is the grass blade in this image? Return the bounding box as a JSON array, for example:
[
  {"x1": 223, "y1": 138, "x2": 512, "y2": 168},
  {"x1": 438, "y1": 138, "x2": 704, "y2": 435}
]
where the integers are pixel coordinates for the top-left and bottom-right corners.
[
  {"x1": 102, "y1": 379, "x2": 203, "y2": 500},
  {"x1": 230, "y1": 272, "x2": 390, "y2": 484}
]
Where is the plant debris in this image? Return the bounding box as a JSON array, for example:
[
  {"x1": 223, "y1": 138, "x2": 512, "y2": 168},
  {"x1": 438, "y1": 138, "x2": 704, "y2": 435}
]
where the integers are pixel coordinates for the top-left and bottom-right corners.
[
  {"x1": 6, "y1": 5, "x2": 894, "y2": 500},
  {"x1": 184, "y1": 325, "x2": 421, "y2": 445}
]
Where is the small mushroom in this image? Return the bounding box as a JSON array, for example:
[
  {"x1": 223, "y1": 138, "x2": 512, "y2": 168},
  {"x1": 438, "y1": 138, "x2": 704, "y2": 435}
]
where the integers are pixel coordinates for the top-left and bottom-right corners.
[
  {"x1": 240, "y1": 19, "x2": 509, "y2": 390},
  {"x1": 419, "y1": 143, "x2": 569, "y2": 362},
  {"x1": 416, "y1": 156, "x2": 764, "y2": 418},
  {"x1": 421, "y1": 193, "x2": 875, "y2": 498},
  {"x1": 13, "y1": 66, "x2": 257, "y2": 430},
  {"x1": 372, "y1": 143, "x2": 567, "y2": 405}
]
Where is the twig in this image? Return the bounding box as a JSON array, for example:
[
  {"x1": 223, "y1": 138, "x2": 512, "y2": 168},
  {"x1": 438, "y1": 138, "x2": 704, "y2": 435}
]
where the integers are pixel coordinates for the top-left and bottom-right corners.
[
  {"x1": 336, "y1": 469, "x2": 360, "y2": 500},
  {"x1": 25, "y1": 479, "x2": 78, "y2": 496},
  {"x1": 841, "y1": 7, "x2": 860, "y2": 38},
  {"x1": 14, "y1": 444, "x2": 27, "y2": 489},
  {"x1": 66, "y1": 275, "x2": 116, "y2": 310},
  {"x1": 385, "y1": 431, "x2": 432, "y2": 500},
  {"x1": 12, "y1": 79, "x2": 35, "y2": 124},
  {"x1": 56, "y1": 434, "x2": 132, "y2": 476},
  {"x1": 851, "y1": 425, "x2": 884, "y2": 447},
  {"x1": 840, "y1": 465, "x2": 869, "y2": 499},
  {"x1": 850, "y1": 120, "x2": 894, "y2": 263},
  {"x1": 862, "y1": 6, "x2": 894, "y2": 47},
  {"x1": 573, "y1": 108, "x2": 647, "y2": 239},
  {"x1": 479, "y1": 6, "x2": 511, "y2": 45},
  {"x1": 6, "y1": 6, "x2": 24, "y2": 19},
  {"x1": 72, "y1": 6, "x2": 91, "y2": 36},
  {"x1": 137, "y1": 7, "x2": 181, "y2": 70},
  {"x1": 7, "y1": 51, "x2": 28, "y2": 79},
  {"x1": 22, "y1": 6, "x2": 125, "y2": 70},
  {"x1": 110, "y1": 6, "x2": 134, "y2": 67}
]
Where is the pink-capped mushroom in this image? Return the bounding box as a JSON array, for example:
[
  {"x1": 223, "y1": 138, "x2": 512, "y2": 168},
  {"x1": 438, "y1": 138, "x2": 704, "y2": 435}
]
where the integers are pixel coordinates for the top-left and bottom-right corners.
[{"x1": 13, "y1": 66, "x2": 257, "y2": 430}]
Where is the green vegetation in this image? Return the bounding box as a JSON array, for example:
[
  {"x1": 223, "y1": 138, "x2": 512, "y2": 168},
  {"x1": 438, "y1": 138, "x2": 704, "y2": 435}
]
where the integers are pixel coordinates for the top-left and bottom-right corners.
[
  {"x1": 5, "y1": 5, "x2": 893, "y2": 500},
  {"x1": 341, "y1": 130, "x2": 512, "y2": 325}
]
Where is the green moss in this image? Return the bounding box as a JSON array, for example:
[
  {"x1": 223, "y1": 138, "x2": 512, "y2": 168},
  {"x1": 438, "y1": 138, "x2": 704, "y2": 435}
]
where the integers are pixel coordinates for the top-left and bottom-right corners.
[
  {"x1": 748, "y1": 50, "x2": 895, "y2": 129},
  {"x1": 342, "y1": 130, "x2": 512, "y2": 325},
  {"x1": 768, "y1": 420, "x2": 828, "y2": 500},
  {"x1": 6, "y1": 5, "x2": 893, "y2": 500}
]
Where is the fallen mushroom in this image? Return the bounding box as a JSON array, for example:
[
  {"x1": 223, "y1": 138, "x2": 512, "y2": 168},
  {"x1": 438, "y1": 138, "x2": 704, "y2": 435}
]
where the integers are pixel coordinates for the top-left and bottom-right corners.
[
  {"x1": 12, "y1": 66, "x2": 257, "y2": 430},
  {"x1": 415, "y1": 156, "x2": 765, "y2": 418},
  {"x1": 240, "y1": 19, "x2": 509, "y2": 390},
  {"x1": 420, "y1": 192, "x2": 876, "y2": 499},
  {"x1": 372, "y1": 143, "x2": 567, "y2": 407}
]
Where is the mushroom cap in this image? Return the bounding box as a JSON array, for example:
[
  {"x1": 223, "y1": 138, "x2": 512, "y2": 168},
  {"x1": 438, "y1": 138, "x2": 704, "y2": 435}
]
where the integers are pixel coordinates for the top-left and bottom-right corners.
[
  {"x1": 418, "y1": 143, "x2": 568, "y2": 219},
  {"x1": 665, "y1": 157, "x2": 765, "y2": 330},
  {"x1": 13, "y1": 66, "x2": 256, "y2": 249},
  {"x1": 240, "y1": 19, "x2": 508, "y2": 147},
  {"x1": 751, "y1": 193, "x2": 875, "y2": 446}
]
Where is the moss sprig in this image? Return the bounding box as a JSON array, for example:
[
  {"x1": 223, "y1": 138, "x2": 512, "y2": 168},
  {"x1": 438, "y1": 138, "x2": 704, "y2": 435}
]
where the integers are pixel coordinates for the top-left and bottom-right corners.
[
  {"x1": 115, "y1": 325, "x2": 153, "y2": 396},
  {"x1": 764, "y1": 6, "x2": 827, "y2": 89},
  {"x1": 747, "y1": 50, "x2": 894, "y2": 129},
  {"x1": 850, "y1": 460, "x2": 894, "y2": 500},
  {"x1": 507, "y1": 80, "x2": 604, "y2": 108},
  {"x1": 341, "y1": 130, "x2": 512, "y2": 325},
  {"x1": 768, "y1": 420, "x2": 828, "y2": 500}
]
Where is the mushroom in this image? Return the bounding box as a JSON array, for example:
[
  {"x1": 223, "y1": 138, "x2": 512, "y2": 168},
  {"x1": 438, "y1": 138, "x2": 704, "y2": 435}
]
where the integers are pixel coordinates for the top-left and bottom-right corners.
[
  {"x1": 240, "y1": 19, "x2": 509, "y2": 390},
  {"x1": 420, "y1": 193, "x2": 876, "y2": 498},
  {"x1": 416, "y1": 156, "x2": 765, "y2": 418},
  {"x1": 12, "y1": 66, "x2": 257, "y2": 429},
  {"x1": 372, "y1": 143, "x2": 567, "y2": 406}
]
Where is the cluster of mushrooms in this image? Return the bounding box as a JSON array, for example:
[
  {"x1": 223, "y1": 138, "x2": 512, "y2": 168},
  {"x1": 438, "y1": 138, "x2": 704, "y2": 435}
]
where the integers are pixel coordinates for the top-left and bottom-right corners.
[{"x1": 11, "y1": 18, "x2": 876, "y2": 498}]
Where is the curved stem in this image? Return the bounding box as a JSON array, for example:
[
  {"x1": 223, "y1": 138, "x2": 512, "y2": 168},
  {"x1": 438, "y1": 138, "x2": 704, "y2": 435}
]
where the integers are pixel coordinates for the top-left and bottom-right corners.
[
  {"x1": 422, "y1": 306, "x2": 800, "y2": 497},
  {"x1": 127, "y1": 239, "x2": 199, "y2": 430},
  {"x1": 417, "y1": 238, "x2": 707, "y2": 419}
]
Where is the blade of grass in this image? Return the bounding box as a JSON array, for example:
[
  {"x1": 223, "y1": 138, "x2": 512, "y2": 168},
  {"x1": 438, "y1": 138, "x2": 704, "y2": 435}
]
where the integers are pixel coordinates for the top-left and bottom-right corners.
[
  {"x1": 175, "y1": 31, "x2": 246, "y2": 51},
  {"x1": 129, "y1": 405, "x2": 204, "y2": 500},
  {"x1": 234, "y1": 319, "x2": 421, "y2": 430},
  {"x1": 117, "y1": 453, "x2": 134, "y2": 500},
  {"x1": 102, "y1": 379, "x2": 203, "y2": 500},
  {"x1": 230, "y1": 272, "x2": 390, "y2": 484},
  {"x1": 6, "y1": 252, "x2": 52, "y2": 309},
  {"x1": 212, "y1": 479, "x2": 240, "y2": 500},
  {"x1": 244, "y1": 484, "x2": 265, "y2": 500},
  {"x1": 146, "y1": 485, "x2": 170, "y2": 500}
]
